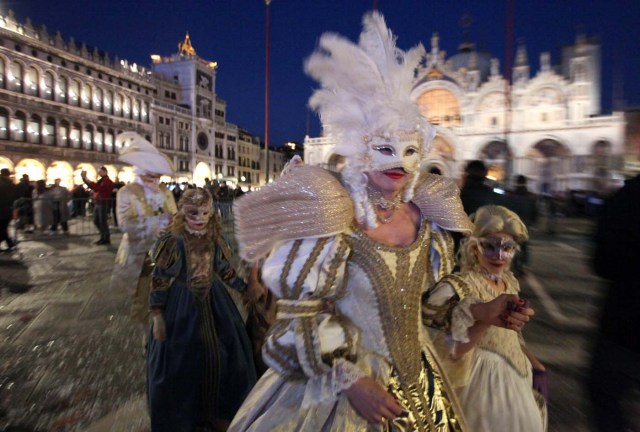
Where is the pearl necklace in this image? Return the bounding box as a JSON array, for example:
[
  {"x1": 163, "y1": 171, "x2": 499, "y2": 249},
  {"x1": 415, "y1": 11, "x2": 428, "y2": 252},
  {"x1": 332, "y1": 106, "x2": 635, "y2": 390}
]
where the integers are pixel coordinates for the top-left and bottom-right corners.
[
  {"x1": 368, "y1": 187, "x2": 402, "y2": 224},
  {"x1": 477, "y1": 267, "x2": 503, "y2": 284}
]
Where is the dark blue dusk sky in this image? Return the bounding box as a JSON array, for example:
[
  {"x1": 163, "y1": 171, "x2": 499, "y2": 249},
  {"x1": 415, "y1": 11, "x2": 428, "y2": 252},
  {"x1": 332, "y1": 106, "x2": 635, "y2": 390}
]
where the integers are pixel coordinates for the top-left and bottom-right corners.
[{"x1": 7, "y1": 0, "x2": 640, "y2": 146}]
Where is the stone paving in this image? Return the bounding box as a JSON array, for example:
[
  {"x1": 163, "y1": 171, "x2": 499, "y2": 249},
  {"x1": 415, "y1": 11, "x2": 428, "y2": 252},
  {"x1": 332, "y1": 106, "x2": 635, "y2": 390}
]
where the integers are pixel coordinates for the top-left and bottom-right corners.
[
  {"x1": 0, "y1": 231, "x2": 148, "y2": 431},
  {"x1": 1, "y1": 216, "x2": 634, "y2": 431}
]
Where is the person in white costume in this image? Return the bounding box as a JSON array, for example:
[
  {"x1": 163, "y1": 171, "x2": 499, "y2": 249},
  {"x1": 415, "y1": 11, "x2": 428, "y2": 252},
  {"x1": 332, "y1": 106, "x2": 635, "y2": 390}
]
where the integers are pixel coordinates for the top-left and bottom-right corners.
[
  {"x1": 109, "y1": 132, "x2": 177, "y2": 349},
  {"x1": 424, "y1": 205, "x2": 547, "y2": 432},
  {"x1": 229, "y1": 12, "x2": 534, "y2": 431}
]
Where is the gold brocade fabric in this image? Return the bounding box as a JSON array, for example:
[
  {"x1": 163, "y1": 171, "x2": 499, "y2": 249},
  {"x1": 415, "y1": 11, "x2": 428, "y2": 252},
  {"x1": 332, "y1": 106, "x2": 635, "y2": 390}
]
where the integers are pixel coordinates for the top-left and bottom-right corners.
[
  {"x1": 233, "y1": 167, "x2": 473, "y2": 263},
  {"x1": 347, "y1": 224, "x2": 464, "y2": 431},
  {"x1": 234, "y1": 166, "x2": 354, "y2": 263},
  {"x1": 444, "y1": 270, "x2": 529, "y2": 377},
  {"x1": 387, "y1": 355, "x2": 463, "y2": 432},
  {"x1": 411, "y1": 174, "x2": 474, "y2": 235},
  {"x1": 184, "y1": 231, "x2": 213, "y2": 297}
]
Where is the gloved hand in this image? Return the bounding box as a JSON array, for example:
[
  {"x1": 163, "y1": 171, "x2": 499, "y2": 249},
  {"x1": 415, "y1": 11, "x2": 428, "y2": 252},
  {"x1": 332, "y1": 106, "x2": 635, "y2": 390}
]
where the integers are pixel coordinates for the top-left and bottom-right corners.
[
  {"x1": 532, "y1": 368, "x2": 548, "y2": 402},
  {"x1": 153, "y1": 314, "x2": 166, "y2": 342}
]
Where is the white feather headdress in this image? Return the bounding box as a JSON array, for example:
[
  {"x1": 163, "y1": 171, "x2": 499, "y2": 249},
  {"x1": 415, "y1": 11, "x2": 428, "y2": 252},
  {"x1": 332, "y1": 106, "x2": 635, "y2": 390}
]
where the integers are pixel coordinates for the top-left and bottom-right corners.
[{"x1": 304, "y1": 12, "x2": 434, "y2": 228}]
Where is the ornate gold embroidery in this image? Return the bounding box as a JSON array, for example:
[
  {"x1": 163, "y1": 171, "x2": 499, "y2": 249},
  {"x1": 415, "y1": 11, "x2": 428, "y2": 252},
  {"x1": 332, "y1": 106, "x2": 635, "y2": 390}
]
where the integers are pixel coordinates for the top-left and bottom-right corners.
[
  {"x1": 431, "y1": 227, "x2": 455, "y2": 281},
  {"x1": 440, "y1": 273, "x2": 473, "y2": 298},
  {"x1": 292, "y1": 237, "x2": 330, "y2": 298},
  {"x1": 456, "y1": 270, "x2": 529, "y2": 376},
  {"x1": 347, "y1": 223, "x2": 430, "y2": 385},
  {"x1": 280, "y1": 240, "x2": 302, "y2": 297},
  {"x1": 298, "y1": 317, "x2": 329, "y2": 375},
  {"x1": 422, "y1": 295, "x2": 461, "y2": 331},
  {"x1": 317, "y1": 235, "x2": 348, "y2": 298},
  {"x1": 276, "y1": 299, "x2": 326, "y2": 319}
]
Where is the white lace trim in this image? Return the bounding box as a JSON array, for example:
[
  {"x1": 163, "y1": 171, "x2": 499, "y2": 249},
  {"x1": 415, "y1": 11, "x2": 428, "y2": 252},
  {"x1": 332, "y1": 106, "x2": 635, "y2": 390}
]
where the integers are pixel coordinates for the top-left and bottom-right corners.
[
  {"x1": 451, "y1": 297, "x2": 482, "y2": 344},
  {"x1": 333, "y1": 358, "x2": 364, "y2": 394},
  {"x1": 185, "y1": 225, "x2": 207, "y2": 236},
  {"x1": 301, "y1": 359, "x2": 364, "y2": 409}
]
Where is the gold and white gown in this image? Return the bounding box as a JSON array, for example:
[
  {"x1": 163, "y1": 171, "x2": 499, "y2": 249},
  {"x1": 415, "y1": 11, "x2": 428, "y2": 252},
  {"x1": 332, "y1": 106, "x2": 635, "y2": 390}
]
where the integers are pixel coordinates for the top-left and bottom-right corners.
[
  {"x1": 110, "y1": 181, "x2": 177, "y2": 323},
  {"x1": 230, "y1": 166, "x2": 474, "y2": 431},
  {"x1": 425, "y1": 271, "x2": 547, "y2": 432}
]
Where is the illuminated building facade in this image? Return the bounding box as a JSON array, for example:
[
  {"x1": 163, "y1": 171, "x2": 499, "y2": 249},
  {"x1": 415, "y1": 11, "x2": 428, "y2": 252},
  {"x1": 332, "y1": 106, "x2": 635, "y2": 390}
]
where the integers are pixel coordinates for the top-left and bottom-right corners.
[
  {"x1": 0, "y1": 9, "x2": 269, "y2": 190},
  {"x1": 305, "y1": 31, "x2": 625, "y2": 193}
]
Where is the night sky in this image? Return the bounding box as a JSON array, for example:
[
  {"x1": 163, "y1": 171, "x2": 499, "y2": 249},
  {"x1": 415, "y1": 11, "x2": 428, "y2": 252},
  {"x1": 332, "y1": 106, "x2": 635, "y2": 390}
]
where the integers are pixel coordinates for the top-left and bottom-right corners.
[{"x1": 6, "y1": 0, "x2": 640, "y2": 146}]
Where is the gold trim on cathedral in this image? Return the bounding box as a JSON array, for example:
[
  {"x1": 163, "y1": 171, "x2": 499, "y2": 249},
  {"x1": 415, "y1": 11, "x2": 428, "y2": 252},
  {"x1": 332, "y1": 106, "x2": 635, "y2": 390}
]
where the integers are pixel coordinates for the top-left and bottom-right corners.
[{"x1": 178, "y1": 32, "x2": 197, "y2": 56}]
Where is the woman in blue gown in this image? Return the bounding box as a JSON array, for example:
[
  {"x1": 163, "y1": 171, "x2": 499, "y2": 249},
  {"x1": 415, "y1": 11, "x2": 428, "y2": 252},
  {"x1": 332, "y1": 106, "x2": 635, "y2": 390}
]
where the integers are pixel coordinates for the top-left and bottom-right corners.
[{"x1": 147, "y1": 187, "x2": 257, "y2": 431}]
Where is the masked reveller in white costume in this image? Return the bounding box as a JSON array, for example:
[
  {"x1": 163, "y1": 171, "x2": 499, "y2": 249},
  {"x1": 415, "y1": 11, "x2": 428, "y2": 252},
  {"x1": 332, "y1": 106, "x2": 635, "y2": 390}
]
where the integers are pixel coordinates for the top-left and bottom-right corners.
[
  {"x1": 229, "y1": 12, "x2": 533, "y2": 431},
  {"x1": 425, "y1": 205, "x2": 546, "y2": 432},
  {"x1": 109, "y1": 132, "x2": 177, "y2": 348}
]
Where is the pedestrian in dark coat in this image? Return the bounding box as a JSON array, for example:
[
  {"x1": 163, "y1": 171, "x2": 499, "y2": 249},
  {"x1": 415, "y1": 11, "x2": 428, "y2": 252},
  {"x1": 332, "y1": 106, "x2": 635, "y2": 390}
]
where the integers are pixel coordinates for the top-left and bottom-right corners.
[
  {"x1": 81, "y1": 166, "x2": 114, "y2": 245},
  {"x1": 0, "y1": 168, "x2": 17, "y2": 251},
  {"x1": 588, "y1": 173, "x2": 640, "y2": 431}
]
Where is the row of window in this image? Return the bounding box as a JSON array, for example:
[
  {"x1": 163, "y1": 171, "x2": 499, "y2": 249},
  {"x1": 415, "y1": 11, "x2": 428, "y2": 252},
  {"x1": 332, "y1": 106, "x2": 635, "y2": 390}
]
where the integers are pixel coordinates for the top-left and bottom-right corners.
[
  {"x1": 0, "y1": 108, "x2": 120, "y2": 152},
  {"x1": 214, "y1": 164, "x2": 236, "y2": 178},
  {"x1": 238, "y1": 170, "x2": 258, "y2": 184},
  {"x1": 213, "y1": 144, "x2": 236, "y2": 160},
  {"x1": 238, "y1": 156, "x2": 260, "y2": 170},
  {"x1": 0, "y1": 57, "x2": 149, "y2": 123}
]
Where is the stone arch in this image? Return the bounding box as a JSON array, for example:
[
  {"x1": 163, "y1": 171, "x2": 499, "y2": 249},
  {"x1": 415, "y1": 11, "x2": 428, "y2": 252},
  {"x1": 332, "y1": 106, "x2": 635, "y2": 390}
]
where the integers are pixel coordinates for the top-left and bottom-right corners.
[
  {"x1": 117, "y1": 166, "x2": 134, "y2": 184},
  {"x1": 0, "y1": 156, "x2": 14, "y2": 171},
  {"x1": 0, "y1": 107, "x2": 9, "y2": 139},
  {"x1": 103, "y1": 165, "x2": 118, "y2": 182},
  {"x1": 479, "y1": 140, "x2": 513, "y2": 160},
  {"x1": 75, "y1": 163, "x2": 97, "y2": 183},
  {"x1": 0, "y1": 54, "x2": 7, "y2": 89},
  {"x1": 193, "y1": 161, "x2": 212, "y2": 186},
  {"x1": 413, "y1": 83, "x2": 462, "y2": 127},
  {"x1": 27, "y1": 113, "x2": 42, "y2": 144},
  {"x1": 528, "y1": 138, "x2": 571, "y2": 158},
  {"x1": 478, "y1": 140, "x2": 514, "y2": 183},
  {"x1": 592, "y1": 140, "x2": 611, "y2": 157},
  {"x1": 15, "y1": 158, "x2": 46, "y2": 181},
  {"x1": 24, "y1": 65, "x2": 39, "y2": 96},
  {"x1": 46, "y1": 161, "x2": 74, "y2": 188},
  {"x1": 43, "y1": 117, "x2": 56, "y2": 145}
]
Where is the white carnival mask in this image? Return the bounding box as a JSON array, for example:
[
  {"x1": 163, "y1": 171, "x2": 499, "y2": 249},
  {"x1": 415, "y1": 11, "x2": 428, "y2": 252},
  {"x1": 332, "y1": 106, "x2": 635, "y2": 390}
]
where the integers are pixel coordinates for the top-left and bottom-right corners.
[
  {"x1": 182, "y1": 204, "x2": 212, "y2": 232},
  {"x1": 365, "y1": 131, "x2": 423, "y2": 173},
  {"x1": 140, "y1": 173, "x2": 162, "y2": 192}
]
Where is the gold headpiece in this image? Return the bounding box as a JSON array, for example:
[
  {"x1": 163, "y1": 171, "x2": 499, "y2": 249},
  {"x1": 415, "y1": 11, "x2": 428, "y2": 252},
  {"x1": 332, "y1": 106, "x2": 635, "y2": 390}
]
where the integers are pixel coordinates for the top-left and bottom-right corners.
[{"x1": 178, "y1": 187, "x2": 212, "y2": 209}]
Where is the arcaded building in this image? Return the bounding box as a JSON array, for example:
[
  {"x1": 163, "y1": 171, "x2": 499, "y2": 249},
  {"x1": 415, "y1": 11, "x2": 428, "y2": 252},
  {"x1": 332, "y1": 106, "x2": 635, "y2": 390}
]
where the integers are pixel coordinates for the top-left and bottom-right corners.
[
  {"x1": 305, "y1": 31, "x2": 625, "y2": 193},
  {"x1": 0, "y1": 9, "x2": 268, "y2": 190}
]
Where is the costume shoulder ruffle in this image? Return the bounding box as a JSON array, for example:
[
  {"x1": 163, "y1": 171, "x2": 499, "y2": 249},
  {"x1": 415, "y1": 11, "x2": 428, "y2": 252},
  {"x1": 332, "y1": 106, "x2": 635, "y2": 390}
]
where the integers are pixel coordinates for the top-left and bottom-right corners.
[
  {"x1": 412, "y1": 173, "x2": 474, "y2": 234},
  {"x1": 234, "y1": 166, "x2": 354, "y2": 262}
]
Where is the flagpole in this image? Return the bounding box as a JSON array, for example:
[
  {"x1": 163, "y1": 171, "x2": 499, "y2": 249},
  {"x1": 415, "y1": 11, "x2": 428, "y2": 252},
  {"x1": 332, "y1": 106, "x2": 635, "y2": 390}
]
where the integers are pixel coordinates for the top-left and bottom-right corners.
[{"x1": 264, "y1": 0, "x2": 271, "y2": 185}]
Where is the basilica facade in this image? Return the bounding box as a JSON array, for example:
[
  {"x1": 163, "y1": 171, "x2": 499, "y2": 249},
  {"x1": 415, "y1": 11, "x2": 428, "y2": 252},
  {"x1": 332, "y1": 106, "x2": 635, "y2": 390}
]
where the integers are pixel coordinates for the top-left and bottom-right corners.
[
  {"x1": 304, "y1": 32, "x2": 625, "y2": 193},
  {"x1": 0, "y1": 9, "x2": 282, "y2": 190}
]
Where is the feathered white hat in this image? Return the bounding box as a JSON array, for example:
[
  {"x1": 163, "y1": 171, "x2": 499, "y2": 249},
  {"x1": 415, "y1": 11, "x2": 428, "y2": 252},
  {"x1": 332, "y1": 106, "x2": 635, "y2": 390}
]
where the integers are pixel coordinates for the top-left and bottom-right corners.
[
  {"x1": 304, "y1": 12, "x2": 434, "y2": 228},
  {"x1": 117, "y1": 132, "x2": 175, "y2": 176}
]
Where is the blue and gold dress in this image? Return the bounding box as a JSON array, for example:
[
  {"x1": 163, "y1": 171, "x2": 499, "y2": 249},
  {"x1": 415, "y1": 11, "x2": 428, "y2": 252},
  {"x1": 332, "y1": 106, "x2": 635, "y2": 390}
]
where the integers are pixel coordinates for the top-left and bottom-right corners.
[{"x1": 147, "y1": 228, "x2": 257, "y2": 431}]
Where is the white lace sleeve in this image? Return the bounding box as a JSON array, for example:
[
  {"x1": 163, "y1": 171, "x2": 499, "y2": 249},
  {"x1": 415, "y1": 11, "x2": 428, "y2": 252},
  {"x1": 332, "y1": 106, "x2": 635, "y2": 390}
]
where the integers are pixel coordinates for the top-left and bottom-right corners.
[{"x1": 450, "y1": 297, "x2": 483, "y2": 343}]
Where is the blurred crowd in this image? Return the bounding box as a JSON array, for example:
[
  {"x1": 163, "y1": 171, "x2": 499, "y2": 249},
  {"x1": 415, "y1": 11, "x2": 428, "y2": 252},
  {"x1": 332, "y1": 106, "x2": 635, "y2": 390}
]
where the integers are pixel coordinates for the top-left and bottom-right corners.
[{"x1": 0, "y1": 168, "x2": 243, "y2": 252}]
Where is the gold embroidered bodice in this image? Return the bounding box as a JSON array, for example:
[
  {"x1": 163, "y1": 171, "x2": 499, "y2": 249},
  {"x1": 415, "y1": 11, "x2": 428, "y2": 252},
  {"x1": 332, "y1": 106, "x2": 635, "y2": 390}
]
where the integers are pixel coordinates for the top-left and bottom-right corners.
[
  {"x1": 449, "y1": 271, "x2": 529, "y2": 376},
  {"x1": 184, "y1": 231, "x2": 213, "y2": 296},
  {"x1": 346, "y1": 222, "x2": 432, "y2": 384}
]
